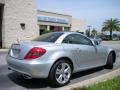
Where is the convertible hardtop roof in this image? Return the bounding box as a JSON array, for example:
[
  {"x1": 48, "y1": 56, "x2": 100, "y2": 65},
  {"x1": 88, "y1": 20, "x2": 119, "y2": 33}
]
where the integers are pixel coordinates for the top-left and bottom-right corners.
[{"x1": 52, "y1": 31, "x2": 83, "y2": 35}]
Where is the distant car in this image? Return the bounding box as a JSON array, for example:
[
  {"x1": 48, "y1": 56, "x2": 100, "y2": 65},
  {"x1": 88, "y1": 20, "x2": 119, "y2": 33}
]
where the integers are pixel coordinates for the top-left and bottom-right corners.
[
  {"x1": 101, "y1": 35, "x2": 110, "y2": 41},
  {"x1": 112, "y1": 37, "x2": 119, "y2": 41},
  {"x1": 94, "y1": 36, "x2": 102, "y2": 42},
  {"x1": 112, "y1": 34, "x2": 120, "y2": 41},
  {"x1": 90, "y1": 36, "x2": 102, "y2": 45},
  {"x1": 7, "y1": 32, "x2": 116, "y2": 86}
]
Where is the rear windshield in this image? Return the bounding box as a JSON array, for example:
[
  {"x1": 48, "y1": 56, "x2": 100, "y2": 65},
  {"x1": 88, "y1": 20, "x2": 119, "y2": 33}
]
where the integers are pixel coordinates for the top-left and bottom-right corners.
[{"x1": 33, "y1": 32, "x2": 64, "y2": 42}]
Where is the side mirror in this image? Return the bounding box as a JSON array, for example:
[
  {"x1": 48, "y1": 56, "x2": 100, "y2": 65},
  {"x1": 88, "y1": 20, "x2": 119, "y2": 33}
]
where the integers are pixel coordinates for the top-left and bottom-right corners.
[
  {"x1": 94, "y1": 40, "x2": 100, "y2": 45},
  {"x1": 92, "y1": 39, "x2": 101, "y2": 45}
]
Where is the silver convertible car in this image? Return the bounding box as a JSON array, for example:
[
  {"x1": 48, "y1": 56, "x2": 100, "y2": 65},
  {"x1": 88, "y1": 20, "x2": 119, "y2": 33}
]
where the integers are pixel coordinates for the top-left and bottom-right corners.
[{"x1": 7, "y1": 32, "x2": 116, "y2": 86}]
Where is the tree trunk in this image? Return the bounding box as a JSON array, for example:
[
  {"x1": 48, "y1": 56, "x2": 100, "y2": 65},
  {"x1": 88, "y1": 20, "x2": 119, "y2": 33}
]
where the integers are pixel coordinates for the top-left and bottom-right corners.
[{"x1": 110, "y1": 29, "x2": 112, "y2": 40}]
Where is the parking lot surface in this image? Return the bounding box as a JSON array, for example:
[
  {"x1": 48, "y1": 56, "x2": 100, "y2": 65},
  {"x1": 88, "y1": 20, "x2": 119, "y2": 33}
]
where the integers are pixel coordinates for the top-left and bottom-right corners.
[{"x1": 0, "y1": 41, "x2": 120, "y2": 90}]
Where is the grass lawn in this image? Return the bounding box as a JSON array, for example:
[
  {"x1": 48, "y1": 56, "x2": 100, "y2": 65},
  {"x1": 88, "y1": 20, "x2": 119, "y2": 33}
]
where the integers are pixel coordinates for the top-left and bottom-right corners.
[{"x1": 72, "y1": 76, "x2": 120, "y2": 90}]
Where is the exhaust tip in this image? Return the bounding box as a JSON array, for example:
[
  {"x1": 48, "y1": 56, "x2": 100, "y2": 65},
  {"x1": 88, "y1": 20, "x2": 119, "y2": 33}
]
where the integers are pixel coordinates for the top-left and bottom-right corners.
[
  {"x1": 8, "y1": 67, "x2": 11, "y2": 70},
  {"x1": 22, "y1": 74, "x2": 32, "y2": 79}
]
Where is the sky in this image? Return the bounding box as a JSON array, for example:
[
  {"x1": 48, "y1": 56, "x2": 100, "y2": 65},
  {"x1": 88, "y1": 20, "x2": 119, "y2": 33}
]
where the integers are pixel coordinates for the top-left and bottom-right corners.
[{"x1": 37, "y1": 0, "x2": 120, "y2": 31}]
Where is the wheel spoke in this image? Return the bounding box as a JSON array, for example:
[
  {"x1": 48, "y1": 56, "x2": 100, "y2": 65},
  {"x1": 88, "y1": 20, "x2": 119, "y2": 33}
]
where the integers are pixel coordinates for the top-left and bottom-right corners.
[
  {"x1": 61, "y1": 63, "x2": 66, "y2": 71},
  {"x1": 63, "y1": 74, "x2": 69, "y2": 82},
  {"x1": 56, "y1": 68, "x2": 62, "y2": 75},
  {"x1": 64, "y1": 67, "x2": 70, "y2": 74},
  {"x1": 57, "y1": 74, "x2": 63, "y2": 83}
]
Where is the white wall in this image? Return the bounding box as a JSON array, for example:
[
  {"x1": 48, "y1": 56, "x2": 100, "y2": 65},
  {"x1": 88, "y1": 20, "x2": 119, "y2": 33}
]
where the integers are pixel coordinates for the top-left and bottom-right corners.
[
  {"x1": 71, "y1": 18, "x2": 86, "y2": 33},
  {"x1": 3, "y1": 0, "x2": 39, "y2": 48}
]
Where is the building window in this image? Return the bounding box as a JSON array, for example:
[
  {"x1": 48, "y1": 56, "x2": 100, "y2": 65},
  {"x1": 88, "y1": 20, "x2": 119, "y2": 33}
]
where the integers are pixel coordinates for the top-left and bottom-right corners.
[
  {"x1": 20, "y1": 23, "x2": 25, "y2": 30},
  {"x1": 50, "y1": 26, "x2": 62, "y2": 31},
  {"x1": 64, "y1": 27, "x2": 70, "y2": 31}
]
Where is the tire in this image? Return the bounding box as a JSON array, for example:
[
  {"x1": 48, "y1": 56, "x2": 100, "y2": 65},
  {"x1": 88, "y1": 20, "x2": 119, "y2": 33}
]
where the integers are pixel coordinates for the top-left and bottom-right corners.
[
  {"x1": 105, "y1": 52, "x2": 114, "y2": 69},
  {"x1": 49, "y1": 59, "x2": 72, "y2": 87}
]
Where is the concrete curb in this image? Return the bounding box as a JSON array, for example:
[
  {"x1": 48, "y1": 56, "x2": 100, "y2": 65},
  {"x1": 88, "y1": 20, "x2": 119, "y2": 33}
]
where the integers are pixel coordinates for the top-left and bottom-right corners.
[
  {"x1": 55, "y1": 68, "x2": 120, "y2": 90},
  {"x1": 0, "y1": 49, "x2": 8, "y2": 52}
]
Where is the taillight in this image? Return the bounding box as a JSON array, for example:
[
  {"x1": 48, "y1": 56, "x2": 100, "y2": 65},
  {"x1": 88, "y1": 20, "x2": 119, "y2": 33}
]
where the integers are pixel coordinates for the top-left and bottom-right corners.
[{"x1": 24, "y1": 47, "x2": 46, "y2": 60}]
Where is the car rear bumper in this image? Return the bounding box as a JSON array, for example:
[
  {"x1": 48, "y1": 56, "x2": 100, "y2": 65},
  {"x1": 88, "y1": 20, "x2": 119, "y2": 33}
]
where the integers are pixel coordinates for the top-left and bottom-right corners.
[{"x1": 6, "y1": 55, "x2": 54, "y2": 78}]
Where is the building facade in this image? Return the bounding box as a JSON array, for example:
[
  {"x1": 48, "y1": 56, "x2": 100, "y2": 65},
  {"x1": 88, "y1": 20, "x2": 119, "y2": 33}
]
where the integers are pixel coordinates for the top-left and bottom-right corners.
[
  {"x1": 37, "y1": 10, "x2": 72, "y2": 35},
  {"x1": 0, "y1": 0, "x2": 39, "y2": 48},
  {"x1": 37, "y1": 10, "x2": 86, "y2": 35},
  {"x1": 71, "y1": 18, "x2": 86, "y2": 34},
  {"x1": 0, "y1": 0, "x2": 85, "y2": 48}
]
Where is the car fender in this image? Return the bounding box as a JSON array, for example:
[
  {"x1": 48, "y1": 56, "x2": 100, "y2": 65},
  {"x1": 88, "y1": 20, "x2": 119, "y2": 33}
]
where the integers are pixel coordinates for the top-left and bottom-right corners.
[
  {"x1": 49, "y1": 50, "x2": 77, "y2": 71},
  {"x1": 106, "y1": 47, "x2": 116, "y2": 61}
]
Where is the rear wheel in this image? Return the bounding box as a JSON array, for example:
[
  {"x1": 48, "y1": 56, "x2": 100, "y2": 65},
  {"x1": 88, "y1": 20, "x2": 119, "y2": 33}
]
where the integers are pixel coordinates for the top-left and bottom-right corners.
[
  {"x1": 49, "y1": 59, "x2": 72, "y2": 87},
  {"x1": 105, "y1": 52, "x2": 114, "y2": 69}
]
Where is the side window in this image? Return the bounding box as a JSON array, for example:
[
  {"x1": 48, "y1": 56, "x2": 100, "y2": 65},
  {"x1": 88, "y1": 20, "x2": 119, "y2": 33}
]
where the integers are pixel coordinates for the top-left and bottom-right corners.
[{"x1": 63, "y1": 34, "x2": 93, "y2": 46}]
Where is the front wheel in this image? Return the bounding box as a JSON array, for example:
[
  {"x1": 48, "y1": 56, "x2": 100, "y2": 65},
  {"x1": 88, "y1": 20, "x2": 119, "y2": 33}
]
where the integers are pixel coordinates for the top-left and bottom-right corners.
[
  {"x1": 105, "y1": 53, "x2": 114, "y2": 69},
  {"x1": 49, "y1": 60, "x2": 72, "y2": 87}
]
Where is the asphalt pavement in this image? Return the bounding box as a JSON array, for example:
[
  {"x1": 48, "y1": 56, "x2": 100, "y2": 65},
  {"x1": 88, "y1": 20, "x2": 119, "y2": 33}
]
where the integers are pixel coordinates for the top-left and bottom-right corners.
[{"x1": 0, "y1": 42, "x2": 120, "y2": 90}]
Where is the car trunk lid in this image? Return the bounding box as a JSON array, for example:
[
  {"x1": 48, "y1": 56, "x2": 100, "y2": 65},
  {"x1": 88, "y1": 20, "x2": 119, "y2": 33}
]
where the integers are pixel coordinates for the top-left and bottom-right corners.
[{"x1": 9, "y1": 41, "x2": 56, "y2": 60}]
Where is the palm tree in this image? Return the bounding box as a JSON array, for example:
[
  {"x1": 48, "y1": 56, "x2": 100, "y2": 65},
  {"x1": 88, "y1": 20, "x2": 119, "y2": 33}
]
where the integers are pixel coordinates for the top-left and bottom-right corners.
[
  {"x1": 102, "y1": 18, "x2": 120, "y2": 40},
  {"x1": 91, "y1": 28, "x2": 97, "y2": 37}
]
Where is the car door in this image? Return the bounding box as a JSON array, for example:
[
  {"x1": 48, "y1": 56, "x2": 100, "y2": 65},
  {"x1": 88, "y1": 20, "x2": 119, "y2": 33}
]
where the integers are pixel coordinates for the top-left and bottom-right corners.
[
  {"x1": 94, "y1": 45, "x2": 108, "y2": 65},
  {"x1": 63, "y1": 34, "x2": 99, "y2": 69}
]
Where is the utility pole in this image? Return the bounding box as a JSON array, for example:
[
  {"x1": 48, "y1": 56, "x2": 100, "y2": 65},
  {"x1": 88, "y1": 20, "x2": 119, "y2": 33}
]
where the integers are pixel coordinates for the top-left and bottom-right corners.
[{"x1": 88, "y1": 25, "x2": 91, "y2": 37}]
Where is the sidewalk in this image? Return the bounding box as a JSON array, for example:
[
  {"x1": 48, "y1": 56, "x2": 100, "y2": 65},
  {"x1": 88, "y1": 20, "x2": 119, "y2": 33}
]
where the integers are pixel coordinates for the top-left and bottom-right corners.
[{"x1": 0, "y1": 49, "x2": 8, "y2": 52}]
